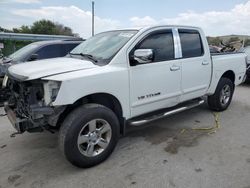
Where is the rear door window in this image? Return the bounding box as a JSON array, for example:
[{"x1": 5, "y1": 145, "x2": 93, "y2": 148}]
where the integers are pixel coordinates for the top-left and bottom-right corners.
[{"x1": 179, "y1": 29, "x2": 204, "y2": 58}]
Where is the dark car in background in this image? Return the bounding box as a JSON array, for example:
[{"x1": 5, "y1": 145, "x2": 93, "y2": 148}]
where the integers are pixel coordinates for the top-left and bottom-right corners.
[
  {"x1": 0, "y1": 40, "x2": 83, "y2": 77},
  {"x1": 0, "y1": 39, "x2": 83, "y2": 105}
]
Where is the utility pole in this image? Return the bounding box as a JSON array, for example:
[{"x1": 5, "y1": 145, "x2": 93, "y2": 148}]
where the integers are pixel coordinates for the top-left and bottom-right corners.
[{"x1": 92, "y1": 1, "x2": 95, "y2": 36}]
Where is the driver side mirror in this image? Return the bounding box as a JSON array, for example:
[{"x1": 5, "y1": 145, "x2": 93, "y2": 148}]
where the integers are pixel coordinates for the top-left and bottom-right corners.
[
  {"x1": 133, "y1": 49, "x2": 153, "y2": 64},
  {"x1": 28, "y1": 54, "x2": 38, "y2": 61}
]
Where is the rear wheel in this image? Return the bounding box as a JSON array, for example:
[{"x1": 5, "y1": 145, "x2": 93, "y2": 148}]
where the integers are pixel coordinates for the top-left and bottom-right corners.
[
  {"x1": 59, "y1": 104, "x2": 120, "y2": 168},
  {"x1": 208, "y1": 77, "x2": 234, "y2": 111}
]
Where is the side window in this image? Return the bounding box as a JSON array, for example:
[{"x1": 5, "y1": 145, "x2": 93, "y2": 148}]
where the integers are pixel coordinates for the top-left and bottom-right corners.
[
  {"x1": 36, "y1": 44, "x2": 62, "y2": 59},
  {"x1": 136, "y1": 31, "x2": 175, "y2": 62},
  {"x1": 62, "y1": 43, "x2": 80, "y2": 56},
  {"x1": 179, "y1": 29, "x2": 204, "y2": 58}
]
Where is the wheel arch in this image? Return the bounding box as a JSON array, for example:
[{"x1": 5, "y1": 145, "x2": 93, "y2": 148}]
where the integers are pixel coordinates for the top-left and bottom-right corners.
[
  {"x1": 207, "y1": 69, "x2": 236, "y2": 96},
  {"x1": 56, "y1": 93, "x2": 126, "y2": 135},
  {"x1": 221, "y1": 70, "x2": 235, "y2": 84}
]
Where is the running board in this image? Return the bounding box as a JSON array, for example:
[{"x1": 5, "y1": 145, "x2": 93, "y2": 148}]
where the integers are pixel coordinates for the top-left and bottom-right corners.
[{"x1": 128, "y1": 98, "x2": 205, "y2": 126}]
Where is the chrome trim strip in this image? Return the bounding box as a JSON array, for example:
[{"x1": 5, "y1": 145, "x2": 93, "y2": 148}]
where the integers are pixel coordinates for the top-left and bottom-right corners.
[
  {"x1": 129, "y1": 99, "x2": 204, "y2": 126},
  {"x1": 172, "y1": 28, "x2": 182, "y2": 58}
]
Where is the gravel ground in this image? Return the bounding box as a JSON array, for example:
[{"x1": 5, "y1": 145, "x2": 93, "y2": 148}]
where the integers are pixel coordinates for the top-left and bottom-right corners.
[{"x1": 0, "y1": 84, "x2": 250, "y2": 188}]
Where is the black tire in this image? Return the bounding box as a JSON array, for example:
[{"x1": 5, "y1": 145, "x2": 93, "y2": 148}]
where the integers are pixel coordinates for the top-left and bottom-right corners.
[
  {"x1": 59, "y1": 103, "x2": 120, "y2": 168},
  {"x1": 207, "y1": 77, "x2": 234, "y2": 111},
  {"x1": 245, "y1": 76, "x2": 250, "y2": 84}
]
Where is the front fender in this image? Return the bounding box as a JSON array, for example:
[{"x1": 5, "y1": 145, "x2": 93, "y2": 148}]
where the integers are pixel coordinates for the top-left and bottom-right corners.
[{"x1": 49, "y1": 66, "x2": 131, "y2": 119}]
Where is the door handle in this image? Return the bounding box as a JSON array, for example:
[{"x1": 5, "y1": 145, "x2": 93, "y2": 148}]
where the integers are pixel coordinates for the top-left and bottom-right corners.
[
  {"x1": 170, "y1": 65, "x2": 180, "y2": 71},
  {"x1": 202, "y1": 61, "x2": 209, "y2": 65}
]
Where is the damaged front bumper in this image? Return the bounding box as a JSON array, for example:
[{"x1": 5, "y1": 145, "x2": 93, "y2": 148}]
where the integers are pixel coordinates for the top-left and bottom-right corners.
[
  {"x1": 4, "y1": 102, "x2": 65, "y2": 133},
  {"x1": 4, "y1": 77, "x2": 66, "y2": 133},
  {"x1": 4, "y1": 104, "x2": 24, "y2": 133}
]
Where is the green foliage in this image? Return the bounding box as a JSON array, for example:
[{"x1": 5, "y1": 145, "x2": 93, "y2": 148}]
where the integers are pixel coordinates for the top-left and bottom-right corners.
[
  {"x1": 0, "y1": 26, "x2": 12, "y2": 33},
  {"x1": 31, "y1": 20, "x2": 57, "y2": 35},
  {"x1": 0, "y1": 19, "x2": 78, "y2": 56},
  {"x1": 1, "y1": 40, "x2": 14, "y2": 56},
  {"x1": 13, "y1": 25, "x2": 31, "y2": 34},
  {"x1": 244, "y1": 39, "x2": 250, "y2": 47},
  {"x1": 207, "y1": 37, "x2": 222, "y2": 46},
  {"x1": 0, "y1": 40, "x2": 31, "y2": 56},
  {"x1": 11, "y1": 19, "x2": 77, "y2": 36},
  {"x1": 55, "y1": 23, "x2": 74, "y2": 36},
  {"x1": 228, "y1": 37, "x2": 240, "y2": 43}
]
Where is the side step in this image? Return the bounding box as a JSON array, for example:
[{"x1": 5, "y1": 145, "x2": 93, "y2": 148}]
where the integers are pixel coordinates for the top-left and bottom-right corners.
[{"x1": 128, "y1": 98, "x2": 205, "y2": 126}]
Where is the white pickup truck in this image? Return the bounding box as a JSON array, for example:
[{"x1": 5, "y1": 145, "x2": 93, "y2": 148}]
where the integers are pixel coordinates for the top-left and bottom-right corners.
[{"x1": 4, "y1": 25, "x2": 247, "y2": 168}]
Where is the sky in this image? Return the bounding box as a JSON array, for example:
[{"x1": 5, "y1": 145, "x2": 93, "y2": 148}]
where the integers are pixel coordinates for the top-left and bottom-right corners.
[{"x1": 0, "y1": 0, "x2": 250, "y2": 38}]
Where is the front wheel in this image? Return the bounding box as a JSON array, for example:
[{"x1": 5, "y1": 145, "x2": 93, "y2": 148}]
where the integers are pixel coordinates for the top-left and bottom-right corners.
[
  {"x1": 59, "y1": 104, "x2": 120, "y2": 168},
  {"x1": 207, "y1": 77, "x2": 234, "y2": 111}
]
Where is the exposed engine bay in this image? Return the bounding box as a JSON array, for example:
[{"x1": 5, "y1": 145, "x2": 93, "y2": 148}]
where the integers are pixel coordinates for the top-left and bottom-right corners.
[{"x1": 5, "y1": 78, "x2": 64, "y2": 133}]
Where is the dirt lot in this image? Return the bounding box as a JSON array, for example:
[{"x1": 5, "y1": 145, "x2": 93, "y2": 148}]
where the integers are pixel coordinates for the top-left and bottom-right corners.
[{"x1": 0, "y1": 84, "x2": 250, "y2": 188}]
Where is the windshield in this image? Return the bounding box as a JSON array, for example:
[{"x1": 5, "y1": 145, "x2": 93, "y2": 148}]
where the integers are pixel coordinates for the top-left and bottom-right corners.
[
  {"x1": 70, "y1": 30, "x2": 138, "y2": 64},
  {"x1": 9, "y1": 43, "x2": 38, "y2": 62}
]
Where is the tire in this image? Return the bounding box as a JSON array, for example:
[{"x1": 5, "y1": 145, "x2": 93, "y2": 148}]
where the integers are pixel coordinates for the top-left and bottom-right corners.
[
  {"x1": 207, "y1": 77, "x2": 234, "y2": 111},
  {"x1": 59, "y1": 103, "x2": 120, "y2": 168},
  {"x1": 245, "y1": 76, "x2": 250, "y2": 84}
]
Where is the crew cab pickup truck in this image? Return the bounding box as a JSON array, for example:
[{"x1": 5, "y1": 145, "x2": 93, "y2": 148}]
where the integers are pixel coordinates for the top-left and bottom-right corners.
[{"x1": 4, "y1": 25, "x2": 247, "y2": 168}]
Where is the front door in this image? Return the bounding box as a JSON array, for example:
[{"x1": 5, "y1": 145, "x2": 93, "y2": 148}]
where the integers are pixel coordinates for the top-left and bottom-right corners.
[{"x1": 129, "y1": 29, "x2": 182, "y2": 117}]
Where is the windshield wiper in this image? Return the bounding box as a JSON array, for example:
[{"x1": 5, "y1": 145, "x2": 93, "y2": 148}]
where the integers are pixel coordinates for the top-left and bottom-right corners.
[{"x1": 69, "y1": 52, "x2": 98, "y2": 62}]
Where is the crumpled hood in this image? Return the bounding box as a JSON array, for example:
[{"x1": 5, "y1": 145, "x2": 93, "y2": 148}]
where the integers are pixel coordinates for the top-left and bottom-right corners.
[{"x1": 7, "y1": 57, "x2": 97, "y2": 81}]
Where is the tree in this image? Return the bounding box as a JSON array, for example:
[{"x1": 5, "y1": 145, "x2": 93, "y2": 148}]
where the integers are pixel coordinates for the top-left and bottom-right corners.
[
  {"x1": 31, "y1": 20, "x2": 57, "y2": 35},
  {"x1": 11, "y1": 19, "x2": 77, "y2": 36},
  {"x1": 207, "y1": 37, "x2": 222, "y2": 46},
  {"x1": 0, "y1": 26, "x2": 12, "y2": 33},
  {"x1": 13, "y1": 25, "x2": 31, "y2": 33},
  {"x1": 55, "y1": 23, "x2": 73, "y2": 36},
  {"x1": 228, "y1": 36, "x2": 240, "y2": 43},
  {"x1": 244, "y1": 39, "x2": 250, "y2": 47}
]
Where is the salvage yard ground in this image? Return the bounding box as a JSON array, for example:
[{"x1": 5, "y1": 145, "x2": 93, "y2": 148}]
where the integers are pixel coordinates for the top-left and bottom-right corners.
[{"x1": 0, "y1": 84, "x2": 250, "y2": 188}]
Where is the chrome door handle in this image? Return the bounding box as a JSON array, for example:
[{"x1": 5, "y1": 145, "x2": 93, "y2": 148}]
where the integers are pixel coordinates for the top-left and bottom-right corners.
[
  {"x1": 170, "y1": 65, "x2": 180, "y2": 71},
  {"x1": 202, "y1": 61, "x2": 209, "y2": 65}
]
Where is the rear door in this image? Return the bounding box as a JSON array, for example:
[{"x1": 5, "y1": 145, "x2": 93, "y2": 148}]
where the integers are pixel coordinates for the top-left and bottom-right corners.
[
  {"x1": 129, "y1": 29, "x2": 182, "y2": 117},
  {"x1": 178, "y1": 29, "x2": 211, "y2": 102}
]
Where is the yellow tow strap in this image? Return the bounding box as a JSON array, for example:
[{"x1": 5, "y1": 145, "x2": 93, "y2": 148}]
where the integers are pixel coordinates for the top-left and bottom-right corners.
[{"x1": 180, "y1": 112, "x2": 221, "y2": 135}]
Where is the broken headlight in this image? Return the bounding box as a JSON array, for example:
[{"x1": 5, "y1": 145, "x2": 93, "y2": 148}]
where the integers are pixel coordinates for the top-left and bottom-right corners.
[{"x1": 43, "y1": 81, "x2": 61, "y2": 105}]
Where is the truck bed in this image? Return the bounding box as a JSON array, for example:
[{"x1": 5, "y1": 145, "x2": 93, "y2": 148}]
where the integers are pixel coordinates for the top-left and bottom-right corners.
[{"x1": 207, "y1": 52, "x2": 247, "y2": 95}]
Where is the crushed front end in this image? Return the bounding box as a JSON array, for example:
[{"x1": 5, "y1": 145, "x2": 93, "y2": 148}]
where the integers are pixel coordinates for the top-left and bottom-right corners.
[{"x1": 4, "y1": 78, "x2": 64, "y2": 133}]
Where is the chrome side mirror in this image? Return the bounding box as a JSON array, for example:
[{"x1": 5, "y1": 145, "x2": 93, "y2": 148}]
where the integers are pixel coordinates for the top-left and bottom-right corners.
[{"x1": 134, "y1": 49, "x2": 153, "y2": 64}]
